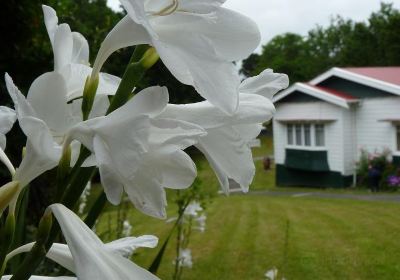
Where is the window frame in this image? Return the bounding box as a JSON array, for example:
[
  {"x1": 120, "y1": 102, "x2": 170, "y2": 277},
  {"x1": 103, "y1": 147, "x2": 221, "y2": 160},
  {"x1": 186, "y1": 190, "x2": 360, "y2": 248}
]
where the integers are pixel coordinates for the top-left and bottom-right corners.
[{"x1": 286, "y1": 123, "x2": 326, "y2": 150}]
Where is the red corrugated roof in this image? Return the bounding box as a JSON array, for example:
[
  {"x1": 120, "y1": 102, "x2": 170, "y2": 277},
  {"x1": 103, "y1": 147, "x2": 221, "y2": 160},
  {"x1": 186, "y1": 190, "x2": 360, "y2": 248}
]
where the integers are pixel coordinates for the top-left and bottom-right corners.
[
  {"x1": 305, "y1": 83, "x2": 358, "y2": 101},
  {"x1": 343, "y1": 67, "x2": 400, "y2": 86}
]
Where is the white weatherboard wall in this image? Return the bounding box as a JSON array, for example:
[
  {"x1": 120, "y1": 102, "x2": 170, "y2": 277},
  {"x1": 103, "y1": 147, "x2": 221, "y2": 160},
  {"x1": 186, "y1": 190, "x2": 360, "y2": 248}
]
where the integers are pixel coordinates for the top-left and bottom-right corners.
[
  {"x1": 273, "y1": 101, "x2": 346, "y2": 174},
  {"x1": 341, "y1": 105, "x2": 357, "y2": 176},
  {"x1": 356, "y1": 97, "x2": 400, "y2": 158}
]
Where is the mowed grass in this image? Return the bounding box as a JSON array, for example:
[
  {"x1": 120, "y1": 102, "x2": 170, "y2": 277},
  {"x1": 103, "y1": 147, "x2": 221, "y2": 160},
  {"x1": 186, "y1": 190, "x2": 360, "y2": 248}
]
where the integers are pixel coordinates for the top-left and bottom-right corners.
[
  {"x1": 93, "y1": 135, "x2": 400, "y2": 279},
  {"x1": 97, "y1": 195, "x2": 400, "y2": 280}
]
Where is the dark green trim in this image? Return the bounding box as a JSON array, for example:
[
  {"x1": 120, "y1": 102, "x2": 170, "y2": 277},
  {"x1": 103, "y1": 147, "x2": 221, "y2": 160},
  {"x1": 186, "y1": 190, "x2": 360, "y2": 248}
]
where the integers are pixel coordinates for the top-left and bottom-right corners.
[
  {"x1": 285, "y1": 148, "x2": 330, "y2": 171},
  {"x1": 393, "y1": 156, "x2": 400, "y2": 167},
  {"x1": 276, "y1": 91, "x2": 321, "y2": 103},
  {"x1": 319, "y1": 76, "x2": 393, "y2": 98},
  {"x1": 276, "y1": 164, "x2": 353, "y2": 188}
]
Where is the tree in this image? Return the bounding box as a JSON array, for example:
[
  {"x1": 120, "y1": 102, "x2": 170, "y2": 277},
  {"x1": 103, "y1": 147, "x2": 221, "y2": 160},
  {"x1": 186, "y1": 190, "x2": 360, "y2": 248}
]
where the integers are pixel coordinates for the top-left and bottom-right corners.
[{"x1": 242, "y1": 3, "x2": 400, "y2": 83}]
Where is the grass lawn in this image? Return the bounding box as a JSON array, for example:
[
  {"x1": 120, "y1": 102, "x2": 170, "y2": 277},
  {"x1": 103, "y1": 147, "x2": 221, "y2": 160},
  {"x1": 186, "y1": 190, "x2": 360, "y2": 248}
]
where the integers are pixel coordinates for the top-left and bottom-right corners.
[
  {"x1": 97, "y1": 195, "x2": 400, "y2": 280},
  {"x1": 92, "y1": 135, "x2": 400, "y2": 279}
]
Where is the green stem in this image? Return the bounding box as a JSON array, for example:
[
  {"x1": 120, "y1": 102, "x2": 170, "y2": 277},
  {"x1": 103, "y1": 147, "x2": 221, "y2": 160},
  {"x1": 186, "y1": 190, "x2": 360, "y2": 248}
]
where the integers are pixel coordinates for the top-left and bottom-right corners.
[{"x1": 84, "y1": 191, "x2": 107, "y2": 229}]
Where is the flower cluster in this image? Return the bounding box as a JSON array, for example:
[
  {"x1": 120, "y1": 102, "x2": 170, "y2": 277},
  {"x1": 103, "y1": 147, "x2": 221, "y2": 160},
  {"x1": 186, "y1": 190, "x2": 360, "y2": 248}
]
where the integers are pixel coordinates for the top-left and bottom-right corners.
[{"x1": 0, "y1": 1, "x2": 288, "y2": 279}]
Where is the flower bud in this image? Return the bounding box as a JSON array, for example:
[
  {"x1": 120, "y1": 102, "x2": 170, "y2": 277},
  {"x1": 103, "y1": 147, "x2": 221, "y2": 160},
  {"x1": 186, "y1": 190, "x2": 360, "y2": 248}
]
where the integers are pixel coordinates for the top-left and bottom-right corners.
[
  {"x1": 82, "y1": 74, "x2": 99, "y2": 121},
  {"x1": 140, "y1": 47, "x2": 159, "y2": 69},
  {"x1": 58, "y1": 145, "x2": 71, "y2": 181},
  {"x1": 36, "y1": 209, "x2": 53, "y2": 244},
  {"x1": 0, "y1": 181, "x2": 19, "y2": 216}
]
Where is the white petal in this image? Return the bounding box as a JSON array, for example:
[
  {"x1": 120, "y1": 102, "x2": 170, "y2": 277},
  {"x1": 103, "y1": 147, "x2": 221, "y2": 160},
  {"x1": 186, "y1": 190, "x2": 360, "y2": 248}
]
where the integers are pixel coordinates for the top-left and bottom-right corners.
[
  {"x1": 239, "y1": 69, "x2": 289, "y2": 100},
  {"x1": 148, "y1": 118, "x2": 206, "y2": 150},
  {"x1": 123, "y1": 167, "x2": 167, "y2": 219},
  {"x1": 71, "y1": 32, "x2": 89, "y2": 65},
  {"x1": 42, "y1": 5, "x2": 58, "y2": 46},
  {"x1": 154, "y1": 150, "x2": 197, "y2": 189},
  {"x1": 107, "y1": 86, "x2": 169, "y2": 120},
  {"x1": 234, "y1": 94, "x2": 276, "y2": 124},
  {"x1": 0, "y1": 106, "x2": 16, "y2": 149},
  {"x1": 53, "y1": 24, "x2": 73, "y2": 72},
  {"x1": 1, "y1": 276, "x2": 76, "y2": 280},
  {"x1": 234, "y1": 124, "x2": 263, "y2": 143},
  {"x1": 93, "y1": 15, "x2": 151, "y2": 76},
  {"x1": 5, "y1": 73, "x2": 36, "y2": 120},
  {"x1": 177, "y1": 0, "x2": 226, "y2": 12},
  {"x1": 92, "y1": 136, "x2": 124, "y2": 205},
  {"x1": 197, "y1": 127, "x2": 255, "y2": 193},
  {"x1": 98, "y1": 72, "x2": 121, "y2": 96},
  {"x1": 157, "y1": 8, "x2": 260, "y2": 61},
  {"x1": 27, "y1": 72, "x2": 71, "y2": 134},
  {"x1": 60, "y1": 64, "x2": 121, "y2": 101},
  {"x1": 153, "y1": 37, "x2": 240, "y2": 114},
  {"x1": 50, "y1": 204, "x2": 159, "y2": 280},
  {"x1": 106, "y1": 235, "x2": 158, "y2": 257},
  {"x1": 16, "y1": 134, "x2": 59, "y2": 187},
  {"x1": 161, "y1": 94, "x2": 275, "y2": 129}
]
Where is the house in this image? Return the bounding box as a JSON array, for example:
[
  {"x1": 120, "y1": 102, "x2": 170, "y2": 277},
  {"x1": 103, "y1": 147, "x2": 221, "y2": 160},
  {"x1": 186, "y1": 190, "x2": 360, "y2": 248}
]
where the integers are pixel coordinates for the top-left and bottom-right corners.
[{"x1": 272, "y1": 67, "x2": 400, "y2": 188}]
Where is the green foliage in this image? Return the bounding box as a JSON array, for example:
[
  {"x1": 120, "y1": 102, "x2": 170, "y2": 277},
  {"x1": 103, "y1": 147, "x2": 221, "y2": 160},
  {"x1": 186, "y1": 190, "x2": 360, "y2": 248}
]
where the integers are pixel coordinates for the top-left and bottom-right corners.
[
  {"x1": 355, "y1": 148, "x2": 397, "y2": 190},
  {"x1": 242, "y1": 3, "x2": 400, "y2": 82}
]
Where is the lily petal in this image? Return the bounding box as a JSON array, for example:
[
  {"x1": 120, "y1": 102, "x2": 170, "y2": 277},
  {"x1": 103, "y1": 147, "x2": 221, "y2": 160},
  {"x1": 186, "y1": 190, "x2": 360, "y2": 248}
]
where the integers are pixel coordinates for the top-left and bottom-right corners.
[
  {"x1": 197, "y1": 126, "x2": 255, "y2": 193},
  {"x1": 1, "y1": 276, "x2": 76, "y2": 280},
  {"x1": 53, "y1": 23, "x2": 73, "y2": 72},
  {"x1": 106, "y1": 235, "x2": 159, "y2": 258},
  {"x1": 93, "y1": 15, "x2": 151, "y2": 77},
  {"x1": 50, "y1": 203, "x2": 159, "y2": 280},
  {"x1": 26, "y1": 72, "x2": 71, "y2": 134},
  {"x1": 239, "y1": 69, "x2": 289, "y2": 100},
  {"x1": 0, "y1": 106, "x2": 16, "y2": 149},
  {"x1": 71, "y1": 32, "x2": 89, "y2": 65}
]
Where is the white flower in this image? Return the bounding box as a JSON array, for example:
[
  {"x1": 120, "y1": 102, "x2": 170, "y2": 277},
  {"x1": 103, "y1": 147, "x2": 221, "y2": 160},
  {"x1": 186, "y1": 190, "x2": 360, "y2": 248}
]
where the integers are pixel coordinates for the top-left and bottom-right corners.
[
  {"x1": 194, "y1": 214, "x2": 207, "y2": 232},
  {"x1": 4, "y1": 73, "x2": 103, "y2": 187},
  {"x1": 176, "y1": 248, "x2": 193, "y2": 268},
  {"x1": 49, "y1": 204, "x2": 159, "y2": 279},
  {"x1": 93, "y1": 0, "x2": 261, "y2": 114},
  {"x1": 5, "y1": 204, "x2": 159, "y2": 280},
  {"x1": 1, "y1": 276, "x2": 75, "y2": 280},
  {"x1": 184, "y1": 201, "x2": 203, "y2": 217},
  {"x1": 265, "y1": 267, "x2": 279, "y2": 280},
  {"x1": 122, "y1": 220, "x2": 133, "y2": 237},
  {"x1": 7, "y1": 234, "x2": 158, "y2": 274},
  {"x1": 0, "y1": 106, "x2": 16, "y2": 175},
  {"x1": 42, "y1": 5, "x2": 120, "y2": 100},
  {"x1": 67, "y1": 86, "x2": 206, "y2": 218},
  {"x1": 160, "y1": 69, "x2": 288, "y2": 193}
]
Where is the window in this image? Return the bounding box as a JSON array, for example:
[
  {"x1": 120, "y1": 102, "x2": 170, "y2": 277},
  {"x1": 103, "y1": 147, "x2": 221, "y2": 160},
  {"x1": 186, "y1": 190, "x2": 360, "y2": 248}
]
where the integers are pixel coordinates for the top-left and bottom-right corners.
[
  {"x1": 287, "y1": 124, "x2": 293, "y2": 145},
  {"x1": 304, "y1": 124, "x2": 311, "y2": 146},
  {"x1": 397, "y1": 125, "x2": 400, "y2": 151},
  {"x1": 315, "y1": 124, "x2": 325, "y2": 147},
  {"x1": 287, "y1": 123, "x2": 325, "y2": 148},
  {"x1": 295, "y1": 124, "x2": 302, "y2": 145}
]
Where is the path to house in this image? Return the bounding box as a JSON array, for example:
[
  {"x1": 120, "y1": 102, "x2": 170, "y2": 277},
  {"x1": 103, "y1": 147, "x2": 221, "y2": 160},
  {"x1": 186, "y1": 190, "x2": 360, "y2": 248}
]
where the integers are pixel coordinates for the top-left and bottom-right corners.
[{"x1": 247, "y1": 190, "x2": 400, "y2": 202}]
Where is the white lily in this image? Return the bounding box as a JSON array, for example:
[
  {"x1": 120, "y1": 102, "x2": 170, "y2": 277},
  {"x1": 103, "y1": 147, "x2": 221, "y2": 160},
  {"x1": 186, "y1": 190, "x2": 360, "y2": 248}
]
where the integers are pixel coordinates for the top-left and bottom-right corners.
[
  {"x1": 1, "y1": 276, "x2": 75, "y2": 280},
  {"x1": 42, "y1": 5, "x2": 120, "y2": 100},
  {"x1": 7, "y1": 235, "x2": 158, "y2": 274},
  {"x1": 6, "y1": 204, "x2": 158, "y2": 280},
  {"x1": 92, "y1": 0, "x2": 261, "y2": 114},
  {"x1": 4, "y1": 73, "x2": 104, "y2": 187},
  {"x1": 176, "y1": 248, "x2": 193, "y2": 268},
  {"x1": 184, "y1": 201, "x2": 203, "y2": 217},
  {"x1": 160, "y1": 69, "x2": 288, "y2": 193},
  {"x1": 50, "y1": 204, "x2": 159, "y2": 279},
  {"x1": 66, "y1": 86, "x2": 206, "y2": 218},
  {"x1": 0, "y1": 106, "x2": 16, "y2": 176}
]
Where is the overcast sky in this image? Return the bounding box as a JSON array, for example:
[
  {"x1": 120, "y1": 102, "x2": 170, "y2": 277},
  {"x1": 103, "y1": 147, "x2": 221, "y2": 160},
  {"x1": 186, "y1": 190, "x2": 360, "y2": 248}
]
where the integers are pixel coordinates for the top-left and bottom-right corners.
[{"x1": 107, "y1": 0, "x2": 400, "y2": 53}]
